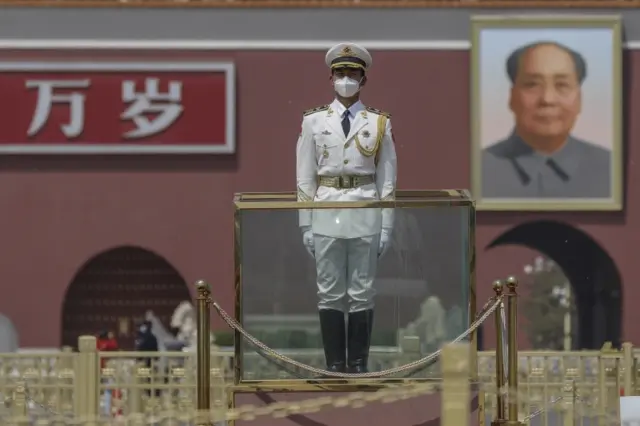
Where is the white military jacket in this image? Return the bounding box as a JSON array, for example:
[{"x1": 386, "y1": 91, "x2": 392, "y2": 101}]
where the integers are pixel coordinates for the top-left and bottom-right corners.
[{"x1": 296, "y1": 99, "x2": 397, "y2": 239}]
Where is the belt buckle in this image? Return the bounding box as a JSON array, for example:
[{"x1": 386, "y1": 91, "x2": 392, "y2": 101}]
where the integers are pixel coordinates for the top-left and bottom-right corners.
[{"x1": 339, "y1": 176, "x2": 352, "y2": 189}]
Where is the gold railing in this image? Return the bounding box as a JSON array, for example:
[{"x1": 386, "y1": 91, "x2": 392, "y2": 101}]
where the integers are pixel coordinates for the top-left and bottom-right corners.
[
  {"x1": 2, "y1": 0, "x2": 640, "y2": 8},
  {"x1": 0, "y1": 340, "x2": 474, "y2": 425},
  {"x1": 0, "y1": 344, "x2": 634, "y2": 425},
  {"x1": 479, "y1": 344, "x2": 636, "y2": 424},
  {"x1": 0, "y1": 277, "x2": 634, "y2": 425}
]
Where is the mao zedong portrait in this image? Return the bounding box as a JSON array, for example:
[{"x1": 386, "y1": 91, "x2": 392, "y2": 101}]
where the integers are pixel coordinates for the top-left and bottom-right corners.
[{"x1": 482, "y1": 41, "x2": 611, "y2": 199}]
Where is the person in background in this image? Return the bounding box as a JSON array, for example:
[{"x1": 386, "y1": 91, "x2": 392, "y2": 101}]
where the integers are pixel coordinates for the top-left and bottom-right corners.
[
  {"x1": 96, "y1": 330, "x2": 120, "y2": 415},
  {"x1": 135, "y1": 321, "x2": 160, "y2": 396},
  {"x1": 97, "y1": 330, "x2": 119, "y2": 369},
  {"x1": 135, "y1": 321, "x2": 158, "y2": 364},
  {"x1": 97, "y1": 331, "x2": 119, "y2": 351}
]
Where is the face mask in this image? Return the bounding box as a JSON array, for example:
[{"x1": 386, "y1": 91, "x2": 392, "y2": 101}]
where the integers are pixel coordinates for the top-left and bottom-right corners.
[{"x1": 334, "y1": 77, "x2": 361, "y2": 98}]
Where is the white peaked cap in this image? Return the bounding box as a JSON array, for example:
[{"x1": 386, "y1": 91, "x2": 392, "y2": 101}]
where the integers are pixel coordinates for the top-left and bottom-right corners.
[{"x1": 325, "y1": 42, "x2": 372, "y2": 70}]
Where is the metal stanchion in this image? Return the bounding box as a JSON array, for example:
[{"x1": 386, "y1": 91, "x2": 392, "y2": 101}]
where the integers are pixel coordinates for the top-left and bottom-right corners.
[
  {"x1": 492, "y1": 280, "x2": 506, "y2": 426},
  {"x1": 505, "y1": 276, "x2": 521, "y2": 426},
  {"x1": 196, "y1": 280, "x2": 212, "y2": 426}
]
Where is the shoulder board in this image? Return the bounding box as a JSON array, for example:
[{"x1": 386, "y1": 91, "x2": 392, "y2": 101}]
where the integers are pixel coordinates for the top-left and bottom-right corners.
[
  {"x1": 303, "y1": 105, "x2": 330, "y2": 116},
  {"x1": 365, "y1": 107, "x2": 391, "y2": 118}
]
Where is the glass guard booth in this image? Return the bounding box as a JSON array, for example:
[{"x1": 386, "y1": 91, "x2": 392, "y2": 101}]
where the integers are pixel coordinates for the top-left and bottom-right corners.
[{"x1": 233, "y1": 190, "x2": 476, "y2": 386}]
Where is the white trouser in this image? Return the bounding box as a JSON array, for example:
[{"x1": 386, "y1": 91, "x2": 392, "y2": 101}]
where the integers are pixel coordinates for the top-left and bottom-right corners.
[{"x1": 313, "y1": 234, "x2": 380, "y2": 313}]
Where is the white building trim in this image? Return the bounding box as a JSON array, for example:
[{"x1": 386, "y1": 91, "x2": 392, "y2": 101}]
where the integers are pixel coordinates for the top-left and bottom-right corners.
[
  {"x1": 0, "y1": 40, "x2": 471, "y2": 50},
  {"x1": 1, "y1": 39, "x2": 640, "y2": 50}
]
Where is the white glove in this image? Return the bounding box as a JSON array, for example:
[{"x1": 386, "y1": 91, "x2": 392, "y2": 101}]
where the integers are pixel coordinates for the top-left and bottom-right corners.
[
  {"x1": 302, "y1": 226, "x2": 315, "y2": 257},
  {"x1": 378, "y1": 228, "x2": 391, "y2": 258}
]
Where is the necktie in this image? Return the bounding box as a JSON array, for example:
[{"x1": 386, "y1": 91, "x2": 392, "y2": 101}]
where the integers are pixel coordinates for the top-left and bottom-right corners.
[{"x1": 341, "y1": 110, "x2": 351, "y2": 137}]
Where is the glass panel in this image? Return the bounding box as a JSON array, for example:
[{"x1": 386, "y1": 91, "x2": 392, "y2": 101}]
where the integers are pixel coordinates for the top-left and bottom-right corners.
[{"x1": 237, "y1": 201, "x2": 472, "y2": 381}]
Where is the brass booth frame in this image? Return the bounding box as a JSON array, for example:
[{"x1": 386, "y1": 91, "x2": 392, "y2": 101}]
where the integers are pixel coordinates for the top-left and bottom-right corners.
[
  {"x1": 191, "y1": 280, "x2": 522, "y2": 426},
  {"x1": 231, "y1": 190, "x2": 477, "y2": 391},
  {"x1": 190, "y1": 191, "x2": 524, "y2": 426}
]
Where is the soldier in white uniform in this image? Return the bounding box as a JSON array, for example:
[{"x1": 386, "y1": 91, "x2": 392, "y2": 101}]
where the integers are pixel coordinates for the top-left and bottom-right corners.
[{"x1": 296, "y1": 42, "x2": 397, "y2": 374}]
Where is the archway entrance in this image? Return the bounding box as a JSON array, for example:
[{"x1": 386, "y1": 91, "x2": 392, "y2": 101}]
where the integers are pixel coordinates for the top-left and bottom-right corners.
[
  {"x1": 487, "y1": 220, "x2": 622, "y2": 349},
  {"x1": 61, "y1": 246, "x2": 190, "y2": 349}
]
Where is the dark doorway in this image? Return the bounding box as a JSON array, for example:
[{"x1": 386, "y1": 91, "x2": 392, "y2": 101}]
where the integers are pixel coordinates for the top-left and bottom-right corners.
[
  {"x1": 61, "y1": 246, "x2": 190, "y2": 349},
  {"x1": 487, "y1": 220, "x2": 622, "y2": 349}
]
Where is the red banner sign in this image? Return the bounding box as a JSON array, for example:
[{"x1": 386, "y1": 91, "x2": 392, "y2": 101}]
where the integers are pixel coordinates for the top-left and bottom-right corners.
[{"x1": 0, "y1": 61, "x2": 235, "y2": 154}]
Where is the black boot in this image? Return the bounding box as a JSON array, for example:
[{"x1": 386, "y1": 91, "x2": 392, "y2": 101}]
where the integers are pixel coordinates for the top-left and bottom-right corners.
[
  {"x1": 318, "y1": 309, "x2": 346, "y2": 374},
  {"x1": 347, "y1": 309, "x2": 374, "y2": 374}
]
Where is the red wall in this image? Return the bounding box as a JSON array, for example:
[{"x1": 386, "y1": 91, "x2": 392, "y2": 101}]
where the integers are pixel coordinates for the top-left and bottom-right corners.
[{"x1": 0, "y1": 49, "x2": 634, "y2": 347}]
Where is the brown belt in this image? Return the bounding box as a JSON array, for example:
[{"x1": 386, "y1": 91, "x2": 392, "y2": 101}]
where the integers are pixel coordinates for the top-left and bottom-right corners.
[{"x1": 318, "y1": 175, "x2": 375, "y2": 189}]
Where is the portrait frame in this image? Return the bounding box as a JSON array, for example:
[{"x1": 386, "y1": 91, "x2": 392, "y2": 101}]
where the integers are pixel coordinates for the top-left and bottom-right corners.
[{"x1": 471, "y1": 15, "x2": 623, "y2": 211}]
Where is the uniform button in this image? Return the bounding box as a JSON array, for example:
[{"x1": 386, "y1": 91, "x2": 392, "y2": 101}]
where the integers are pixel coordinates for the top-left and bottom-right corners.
[{"x1": 344, "y1": 159, "x2": 349, "y2": 164}]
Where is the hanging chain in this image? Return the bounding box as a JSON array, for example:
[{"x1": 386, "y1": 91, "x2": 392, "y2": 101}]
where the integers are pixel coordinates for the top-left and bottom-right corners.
[{"x1": 211, "y1": 295, "x2": 503, "y2": 378}]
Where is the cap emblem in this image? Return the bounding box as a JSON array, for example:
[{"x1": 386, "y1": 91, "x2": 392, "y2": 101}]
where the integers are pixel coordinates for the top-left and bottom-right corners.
[{"x1": 339, "y1": 46, "x2": 354, "y2": 56}]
